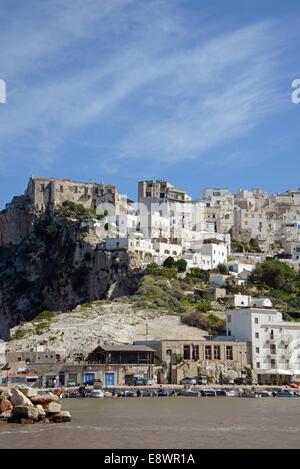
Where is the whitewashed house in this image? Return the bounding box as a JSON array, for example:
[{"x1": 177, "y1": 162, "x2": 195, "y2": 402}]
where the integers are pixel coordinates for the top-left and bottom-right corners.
[{"x1": 226, "y1": 307, "x2": 300, "y2": 382}]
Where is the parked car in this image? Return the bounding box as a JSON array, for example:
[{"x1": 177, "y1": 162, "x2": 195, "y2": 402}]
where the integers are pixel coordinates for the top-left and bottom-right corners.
[
  {"x1": 234, "y1": 377, "x2": 248, "y2": 385},
  {"x1": 143, "y1": 378, "x2": 154, "y2": 386},
  {"x1": 128, "y1": 377, "x2": 145, "y2": 386},
  {"x1": 220, "y1": 378, "x2": 234, "y2": 385},
  {"x1": 180, "y1": 377, "x2": 197, "y2": 385},
  {"x1": 193, "y1": 376, "x2": 208, "y2": 385}
]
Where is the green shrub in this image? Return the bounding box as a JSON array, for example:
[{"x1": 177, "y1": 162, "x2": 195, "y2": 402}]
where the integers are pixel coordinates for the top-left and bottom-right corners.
[
  {"x1": 181, "y1": 311, "x2": 226, "y2": 335},
  {"x1": 176, "y1": 259, "x2": 187, "y2": 273},
  {"x1": 163, "y1": 256, "x2": 176, "y2": 268},
  {"x1": 32, "y1": 310, "x2": 55, "y2": 322}
]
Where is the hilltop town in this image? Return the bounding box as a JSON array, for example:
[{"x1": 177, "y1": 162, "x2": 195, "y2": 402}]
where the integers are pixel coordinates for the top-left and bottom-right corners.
[{"x1": 1, "y1": 176, "x2": 300, "y2": 390}]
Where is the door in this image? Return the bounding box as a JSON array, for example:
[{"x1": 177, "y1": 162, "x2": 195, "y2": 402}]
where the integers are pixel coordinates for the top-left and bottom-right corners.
[
  {"x1": 84, "y1": 373, "x2": 95, "y2": 384},
  {"x1": 104, "y1": 372, "x2": 115, "y2": 385}
]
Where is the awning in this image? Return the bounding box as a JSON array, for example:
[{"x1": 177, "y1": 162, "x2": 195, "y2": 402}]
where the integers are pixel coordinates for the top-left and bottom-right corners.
[{"x1": 264, "y1": 369, "x2": 293, "y2": 375}]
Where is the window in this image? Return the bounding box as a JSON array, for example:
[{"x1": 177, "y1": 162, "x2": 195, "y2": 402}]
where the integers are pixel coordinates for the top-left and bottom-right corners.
[
  {"x1": 59, "y1": 185, "x2": 64, "y2": 192},
  {"x1": 183, "y1": 345, "x2": 191, "y2": 360},
  {"x1": 255, "y1": 332, "x2": 259, "y2": 339},
  {"x1": 146, "y1": 192, "x2": 151, "y2": 197},
  {"x1": 74, "y1": 186, "x2": 78, "y2": 193},
  {"x1": 94, "y1": 188, "x2": 99, "y2": 195},
  {"x1": 256, "y1": 362, "x2": 260, "y2": 369},
  {"x1": 256, "y1": 347, "x2": 260, "y2": 354},
  {"x1": 40, "y1": 184, "x2": 45, "y2": 192},
  {"x1": 226, "y1": 346, "x2": 233, "y2": 360},
  {"x1": 192, "y1": 345, "x2": 199, "y2": 360},
  {"x1": 84, "y1": 187, "x2": 88, "y2": 195},
  {"x1": 205, "y1": 346, "x2": 212, "y2": 360},
  {"x1": 255, "y1": 318, "x2": 258, "y2": 324},
  {"x1": 214, "y1": 346, "x2": 221, "y2": 360}
]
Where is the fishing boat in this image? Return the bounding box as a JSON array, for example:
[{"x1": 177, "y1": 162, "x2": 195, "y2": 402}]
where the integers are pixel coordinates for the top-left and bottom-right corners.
[
  {"x1": 125, "y1": 391, "x2": 137, "y2": 397},
  {"x1": 276, "y1": 389, "x2": 298, "y2": 398},
  {"x1": 224, "y1": 389, "x2": 237, "y2": 397},
  {"x1": 200, "y1": 388, "x2": 216, "y2": 396},
  {"x1": 180, "y1": 388, "x2": 199, "y2": 397},
  {"x1": 258, "y1": 391, "x2": 272, "y2": 397},
  {"x1": 157, "y1": 390, "x2": 170, "y2": 396},
  {"x1": 238, "y1": 391, "x2": 258, "y2": 398}
]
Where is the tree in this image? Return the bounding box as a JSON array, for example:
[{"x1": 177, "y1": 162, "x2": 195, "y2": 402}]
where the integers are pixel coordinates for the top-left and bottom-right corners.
[
  {"x1": 163, "y1": 256, "x2": 176, "y2": 268},
  {"x1": 217, "y1": 263, "x2": 228, "y2": 274},
  {"x1": 176, "y1": 259, "x2": 187, "y2": 273},
  {"x1": 249, "y1": 261, "x2": 296, "y2": 290}
]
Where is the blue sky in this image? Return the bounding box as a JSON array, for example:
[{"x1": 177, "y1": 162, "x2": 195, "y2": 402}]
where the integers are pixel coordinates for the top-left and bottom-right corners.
[{"x1": 0, "y1": 0, "x2": 300, "y2": 208}]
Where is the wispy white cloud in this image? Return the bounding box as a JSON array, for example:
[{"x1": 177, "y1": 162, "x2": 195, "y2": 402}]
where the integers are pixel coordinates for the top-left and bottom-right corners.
[{"x1": 0, "y1": 0, "x2": 292, "y2": 178}]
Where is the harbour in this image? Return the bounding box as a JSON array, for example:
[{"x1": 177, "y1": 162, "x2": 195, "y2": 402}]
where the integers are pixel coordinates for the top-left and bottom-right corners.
[{"x1": 1, "y1": 397, "x2": 300, "y2": 449}]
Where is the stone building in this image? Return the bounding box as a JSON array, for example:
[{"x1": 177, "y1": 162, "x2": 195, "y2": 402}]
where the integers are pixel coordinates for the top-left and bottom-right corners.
[
  {"x1": 25, "y1": 176, "x2": 123, "y2": 213},
  {"x1": 135, "y1": 338, "x2": 251, "y2": 384},
  {"x1": 64, "y1": 344, "x2": 155, "y2": 386}
]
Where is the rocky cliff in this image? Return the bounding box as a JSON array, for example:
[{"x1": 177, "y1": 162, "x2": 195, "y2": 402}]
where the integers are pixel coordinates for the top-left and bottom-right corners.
[{"x1": 0, "y1": 202, "x2": 142, "y2": 340}]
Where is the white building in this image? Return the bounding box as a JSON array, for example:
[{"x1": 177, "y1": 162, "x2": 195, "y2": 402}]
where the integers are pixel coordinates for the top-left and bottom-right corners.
[
  {"x1": 105, "y1": 235, "x2": 155, "y2": 265},
  {"x1": 226, "y1": 307, "x2": 300, "y2": 381},
  {"x1": 225, "y1": 260, "x2": 255, "y2": 275},
  {"x1": 200, "y1": 240, "x2": 227, "y2": 270}
]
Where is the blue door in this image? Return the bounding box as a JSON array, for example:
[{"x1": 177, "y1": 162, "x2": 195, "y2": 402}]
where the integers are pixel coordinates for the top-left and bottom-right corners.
[
  {"x1": 104, "y1": 372, "x2": 115, "y2": 385},
  {"x1": 84, "y1": 373, "x2": 95, "y2": 384}
]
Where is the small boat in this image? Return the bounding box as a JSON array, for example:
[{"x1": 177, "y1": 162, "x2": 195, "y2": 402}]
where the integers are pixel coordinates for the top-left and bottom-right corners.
[
  {"x1": 276, "y1": 389, "x2": 298, "y2": 398},
  {"x1": 125, "y1": 391, "x2": 137, "y2": 397},
  {"x1": 157, "y1": 390, "x2": 170, "y2": 396},
  {"x1": 258, "y1": 391, "x2": 272, "y2": 397},
  {"x1": 238, "y1": 392, "x2": 258, "y2": 398},
  {"x1": 181, "y1": 389, "x2": 199, "y2": 397},
  {"x1": 224, "y1": 389, "x2": 237, "y2": 397},
  {"x1": 89, "y1": 389, "x2": 104, "y2": 398},
  {"x1": 141, "y1": 391, "x2": 153, "y2": 397},
  {"x1": 200, "y1": 388, "x2": 216, "y2": 397}
]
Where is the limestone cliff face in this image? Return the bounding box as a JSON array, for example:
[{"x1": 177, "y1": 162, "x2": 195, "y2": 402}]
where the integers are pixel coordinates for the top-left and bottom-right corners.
[
  {"x1": 0, "y1": 195, "x2": 39, "y2": 246},
  {"x1": 0, "y1": 214, "x2": 142, "y2": 340}
]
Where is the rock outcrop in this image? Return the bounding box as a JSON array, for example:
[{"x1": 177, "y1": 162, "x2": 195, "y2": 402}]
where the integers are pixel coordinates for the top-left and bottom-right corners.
[
  {"x1": 0, "y1": 204, "x2": 143, "y2": 339},
  {"x1": 0, "y1": 387, "x2": 71, "y2": 424}
]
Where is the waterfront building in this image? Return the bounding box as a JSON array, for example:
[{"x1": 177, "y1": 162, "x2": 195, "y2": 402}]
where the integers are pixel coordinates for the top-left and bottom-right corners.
[
  {"x1": 135, "y1": 338, "x2": 251, "y2": 384},
  {"x1": 64, "y1": 344, "x2": 155, "y2": 386},
  {"x1": 226, "y1": 307, "x2": 300, "y2": 383}
]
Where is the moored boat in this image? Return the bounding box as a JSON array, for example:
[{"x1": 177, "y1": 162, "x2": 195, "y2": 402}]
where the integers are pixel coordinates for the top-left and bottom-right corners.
[
  {"x1": 276, "y1": 389, "x2": 298, "y2": 398},
  {"x1": 180, "y1": 389, "x2": 199, "y2": 396},
  {"x1": 258, "y1": 391, "x2": 272, "y2": 397},
  {"x1": 200, "y1": 388, "x2": 216, "y2": 396}
]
